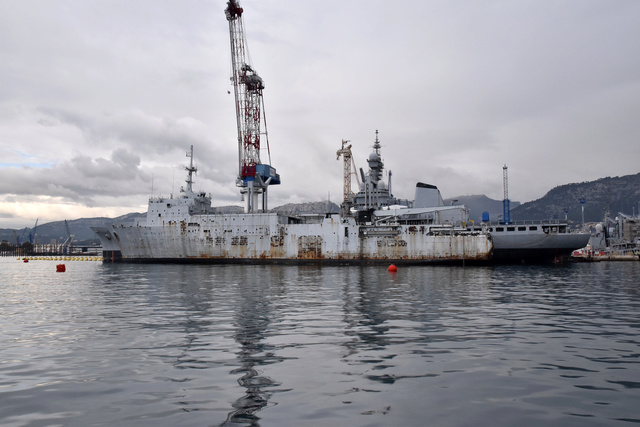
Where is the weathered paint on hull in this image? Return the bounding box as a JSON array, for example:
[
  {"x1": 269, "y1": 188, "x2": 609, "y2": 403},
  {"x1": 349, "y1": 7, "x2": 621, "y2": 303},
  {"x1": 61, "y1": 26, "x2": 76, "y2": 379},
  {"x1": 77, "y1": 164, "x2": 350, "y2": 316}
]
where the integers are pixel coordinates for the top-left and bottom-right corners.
[{"x1": 94, "y1": 213, "x2": 492, "y2": 264}]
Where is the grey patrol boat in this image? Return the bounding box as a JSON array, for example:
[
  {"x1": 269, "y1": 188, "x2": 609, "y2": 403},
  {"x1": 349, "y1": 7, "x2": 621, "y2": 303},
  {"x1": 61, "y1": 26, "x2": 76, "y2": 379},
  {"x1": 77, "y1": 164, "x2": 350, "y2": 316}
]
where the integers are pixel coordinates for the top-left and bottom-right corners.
[{"x1": 468, "y1": 220, "x2": 589, "y2": 263}]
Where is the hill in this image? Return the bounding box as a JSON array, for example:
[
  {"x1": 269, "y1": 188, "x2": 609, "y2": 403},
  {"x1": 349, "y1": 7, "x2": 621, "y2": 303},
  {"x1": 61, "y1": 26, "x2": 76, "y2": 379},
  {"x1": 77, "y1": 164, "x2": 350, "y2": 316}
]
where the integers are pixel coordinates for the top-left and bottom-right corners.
[
  {"x1": 0, "y1": 202, "x2": 341, "y2": 247},
  {"x1": 0, "y1": 214, "x2": 146, "y2": 248},
  {"x1": 445, "y1": 173, "x2": 640, "y2": 224},
  {"x1": 511, "y1": 173, "x2": 640, "y2": 223},
  {"x1": 2, "y1": 173, "x2": 637, "y2": 246},
  {"x1": 444, "y1": 195, "x2": 521, "y2": 223}
]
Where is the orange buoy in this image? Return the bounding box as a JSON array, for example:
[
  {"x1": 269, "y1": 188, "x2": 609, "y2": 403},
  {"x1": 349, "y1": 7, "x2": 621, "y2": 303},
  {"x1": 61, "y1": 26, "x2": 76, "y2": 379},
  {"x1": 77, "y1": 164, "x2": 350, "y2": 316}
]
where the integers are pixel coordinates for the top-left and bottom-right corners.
[
  {"x1": 56, "y1": 264, "x2": 66, "y2": 272},
  {"x1": 23, "y1": 258, "x2": 29, "y2": 263},
  {"x1": 388, "y1": 264, "x2": 397, "y2": 272}
]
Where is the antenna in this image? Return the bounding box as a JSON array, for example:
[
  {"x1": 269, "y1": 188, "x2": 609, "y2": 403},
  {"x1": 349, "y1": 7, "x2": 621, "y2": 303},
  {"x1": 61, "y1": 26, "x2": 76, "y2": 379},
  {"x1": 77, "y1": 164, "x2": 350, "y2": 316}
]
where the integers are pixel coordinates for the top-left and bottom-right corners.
[
  {"x1": 185, "y1": 145, "x2": 197, "y2": 194},
  {"x1": 503, "y1": 164, "x2": 511, "y2": 224}
]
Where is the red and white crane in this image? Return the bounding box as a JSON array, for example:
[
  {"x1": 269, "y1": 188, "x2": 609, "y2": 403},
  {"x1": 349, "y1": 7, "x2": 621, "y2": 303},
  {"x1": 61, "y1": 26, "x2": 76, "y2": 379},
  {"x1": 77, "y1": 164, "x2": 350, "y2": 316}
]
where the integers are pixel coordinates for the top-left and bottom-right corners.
[{"x1": 225, "y1": 0, "x2": 279, "y2": 213}]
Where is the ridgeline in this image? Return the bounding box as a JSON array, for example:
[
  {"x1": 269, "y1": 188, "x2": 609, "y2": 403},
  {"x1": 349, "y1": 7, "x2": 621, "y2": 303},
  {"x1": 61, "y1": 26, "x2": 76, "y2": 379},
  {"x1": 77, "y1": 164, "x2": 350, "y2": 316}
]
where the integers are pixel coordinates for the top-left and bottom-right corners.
[{"x1": 1, "y1": 173, "x2": 638, "y2": 246}]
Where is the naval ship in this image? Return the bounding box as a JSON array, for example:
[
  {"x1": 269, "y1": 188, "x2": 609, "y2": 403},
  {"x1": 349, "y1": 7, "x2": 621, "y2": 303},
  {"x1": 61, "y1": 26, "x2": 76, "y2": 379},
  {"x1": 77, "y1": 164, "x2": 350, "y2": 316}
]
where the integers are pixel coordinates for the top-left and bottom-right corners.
[
  {"x1": 465, "y1": 165, "x2": 590, "y2": 263},
  {"x1": 92, "y1": 142, "x2": 492, "y2": 264},
  {"x1": 91, "y1": 1, "x2": 492, "y2": 264},
  {"x1": 468, "y1": 220, "x2": 590, "y2": 263}
]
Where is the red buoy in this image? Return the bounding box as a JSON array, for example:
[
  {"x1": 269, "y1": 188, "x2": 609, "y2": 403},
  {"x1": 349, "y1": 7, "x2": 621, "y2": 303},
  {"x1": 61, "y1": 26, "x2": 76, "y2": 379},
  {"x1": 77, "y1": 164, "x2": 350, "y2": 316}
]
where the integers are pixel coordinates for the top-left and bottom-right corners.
[
  {"x1": 56, "y1": 264, "x2": 66, "y2": 272},
  {"x1": 388, "y1": 264, "x2": 397, "y2": 272}
]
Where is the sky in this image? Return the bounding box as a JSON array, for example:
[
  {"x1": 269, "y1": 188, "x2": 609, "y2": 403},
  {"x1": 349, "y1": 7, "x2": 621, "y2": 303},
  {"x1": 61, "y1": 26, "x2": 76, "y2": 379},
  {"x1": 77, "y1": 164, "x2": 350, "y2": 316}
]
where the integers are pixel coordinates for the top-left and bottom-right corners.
[{"x1": 1, "y1": 0, "x2": 639, "y2": 229}]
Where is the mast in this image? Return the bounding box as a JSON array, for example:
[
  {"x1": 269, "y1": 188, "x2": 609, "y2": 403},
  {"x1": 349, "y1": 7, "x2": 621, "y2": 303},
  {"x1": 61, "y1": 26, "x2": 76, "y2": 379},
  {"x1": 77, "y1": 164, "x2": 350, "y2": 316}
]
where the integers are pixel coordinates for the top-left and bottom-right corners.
[
  {"x1": 503, "y1": 164, "x2": 511, "y2": 224},
  {"x1": 225, "y1": 0, "x2": 279, "y2": 213},
  {"x1": 366, "y1": 130, "x2": 384, "y2": 209},
  {"x1": 185, "y1": 145, "x2": 197, "y2": 194}
]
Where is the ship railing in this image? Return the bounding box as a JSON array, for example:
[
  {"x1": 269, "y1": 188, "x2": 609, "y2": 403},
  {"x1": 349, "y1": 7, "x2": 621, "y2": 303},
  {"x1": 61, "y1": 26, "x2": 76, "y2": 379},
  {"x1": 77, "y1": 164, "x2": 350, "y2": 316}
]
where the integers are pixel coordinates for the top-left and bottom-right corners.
[
  {"x1": 373, "y1": 216, "x2": 400, "y2": 226},
  {"x1": 359, "y1": 225, "x2": 402, "y2": 237},
  {"x1": 484, "y1": 219, "x2": 570, "y2": 226},
  {"x1": 427, "y1": 226, "x2": 486, "y2": 236}
]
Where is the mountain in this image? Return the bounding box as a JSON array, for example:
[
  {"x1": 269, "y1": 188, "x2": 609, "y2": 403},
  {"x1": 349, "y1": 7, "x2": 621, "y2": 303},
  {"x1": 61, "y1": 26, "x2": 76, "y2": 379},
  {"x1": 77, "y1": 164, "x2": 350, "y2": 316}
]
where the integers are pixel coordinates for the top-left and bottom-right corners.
[
  {"x1": 511, "y1": 173, "x2": 640, "y2": 223},
  {"x1": 2, "y1": 173, "x2": 637, "y2": 246},
  {"x1": 445, "y1": 173, "x2": 640, "y2": 224},
  {"x1": 0, "y1": 214, "x2": 145, "y2": 248},
  {"x1": 444, "y1": 195, "x2": 521, "y2": 223},
  {"x1": 0, "y1": 202, "x2": 341, "y2": 247}
]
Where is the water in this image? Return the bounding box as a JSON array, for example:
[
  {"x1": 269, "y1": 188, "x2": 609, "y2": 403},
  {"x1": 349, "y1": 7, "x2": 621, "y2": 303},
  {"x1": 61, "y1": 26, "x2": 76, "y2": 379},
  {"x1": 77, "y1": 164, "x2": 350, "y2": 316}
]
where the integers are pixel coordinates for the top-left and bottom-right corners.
[{"x1": 1, "y1": 257, "x2": 639, "y2": 426}]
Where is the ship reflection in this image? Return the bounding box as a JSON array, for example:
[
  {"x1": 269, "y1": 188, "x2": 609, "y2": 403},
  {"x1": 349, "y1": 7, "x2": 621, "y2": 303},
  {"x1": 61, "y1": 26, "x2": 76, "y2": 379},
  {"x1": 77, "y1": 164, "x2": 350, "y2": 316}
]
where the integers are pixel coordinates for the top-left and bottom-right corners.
[
  {"x1": 222, "y1": 267, "x2": 285, "y2": 426},
  {"x1": 340, "y1": 267, "x2": 393, "y2": 357}
]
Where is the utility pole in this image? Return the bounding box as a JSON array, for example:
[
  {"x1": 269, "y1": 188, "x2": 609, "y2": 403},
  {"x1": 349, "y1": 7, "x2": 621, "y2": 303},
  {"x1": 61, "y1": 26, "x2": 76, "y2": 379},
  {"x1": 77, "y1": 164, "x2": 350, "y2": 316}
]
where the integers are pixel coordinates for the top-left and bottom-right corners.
[{"x1": 502, "y1": 165, "x2": 511, "y2": 224}]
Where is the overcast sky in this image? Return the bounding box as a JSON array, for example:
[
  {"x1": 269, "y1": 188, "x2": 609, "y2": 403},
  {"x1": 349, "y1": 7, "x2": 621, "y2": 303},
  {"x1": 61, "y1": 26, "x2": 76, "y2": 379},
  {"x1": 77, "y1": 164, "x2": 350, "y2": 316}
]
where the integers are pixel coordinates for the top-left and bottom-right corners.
[{"x1": 1, "y1": 0, "x2": 639, "y2": 229}]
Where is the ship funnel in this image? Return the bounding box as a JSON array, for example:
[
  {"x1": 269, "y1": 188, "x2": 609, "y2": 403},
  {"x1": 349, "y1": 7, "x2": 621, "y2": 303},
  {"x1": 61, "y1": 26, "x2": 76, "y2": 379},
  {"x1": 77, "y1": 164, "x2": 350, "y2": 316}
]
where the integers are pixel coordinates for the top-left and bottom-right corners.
[{"x1": 414, "y1": 182, "x2": 444, "y2": 208}]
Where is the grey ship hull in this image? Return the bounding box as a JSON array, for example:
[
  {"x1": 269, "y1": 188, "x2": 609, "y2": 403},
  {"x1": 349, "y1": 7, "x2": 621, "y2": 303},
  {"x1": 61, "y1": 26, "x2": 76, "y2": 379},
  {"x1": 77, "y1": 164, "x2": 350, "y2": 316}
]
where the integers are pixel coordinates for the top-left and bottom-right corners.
[
  {"x1": 93, "y1": 212, "x2": 492, "y2": 265},
  {"x1": 470, "y1": 222, "x2": 590, "y2": 263},
  {"x1": 492, "y1": 234, "x2": 590, "y2": 262}
]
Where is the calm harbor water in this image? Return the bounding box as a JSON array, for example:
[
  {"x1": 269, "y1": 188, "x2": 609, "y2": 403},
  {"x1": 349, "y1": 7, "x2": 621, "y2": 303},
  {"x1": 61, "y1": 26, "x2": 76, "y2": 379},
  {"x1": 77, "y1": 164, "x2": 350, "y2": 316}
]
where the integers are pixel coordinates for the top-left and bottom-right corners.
[{"x1": 1, "y1": 257, "x2": 639, "y2": 426}]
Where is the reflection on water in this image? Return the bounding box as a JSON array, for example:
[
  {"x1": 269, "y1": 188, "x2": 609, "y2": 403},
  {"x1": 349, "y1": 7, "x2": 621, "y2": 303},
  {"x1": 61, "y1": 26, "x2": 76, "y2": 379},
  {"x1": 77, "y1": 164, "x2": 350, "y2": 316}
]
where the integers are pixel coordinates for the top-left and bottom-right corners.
[
  {"x1": 1, "y1": 259, "x2": 639, "y2": 426},
  {"x1": 223, "y1": 267, "x2": 285, "y2": 425}
]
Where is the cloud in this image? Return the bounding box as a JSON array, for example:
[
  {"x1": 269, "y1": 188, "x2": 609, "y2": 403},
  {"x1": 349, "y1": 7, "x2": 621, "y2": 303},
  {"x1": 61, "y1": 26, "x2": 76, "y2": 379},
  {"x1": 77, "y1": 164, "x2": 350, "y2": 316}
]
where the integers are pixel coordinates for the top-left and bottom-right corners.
[
  {"x1": 0, "y1": 148, "x2": 144, "y2": 201},
  {"x1": 1, "y1": 0, "x2": 639, "y2": 228}
]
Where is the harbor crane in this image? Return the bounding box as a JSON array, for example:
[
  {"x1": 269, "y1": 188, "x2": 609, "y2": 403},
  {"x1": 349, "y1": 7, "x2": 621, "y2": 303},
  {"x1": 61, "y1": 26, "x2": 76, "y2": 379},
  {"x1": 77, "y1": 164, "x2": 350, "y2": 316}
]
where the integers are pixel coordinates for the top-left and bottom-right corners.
[
  {"x1": 28, "y1": 218, "x2": 38, "y2": 245},
  {"x1": 336, "y1": 140, "x2": 361, "y2": 202},
  {"x1": 62, "y1": 219, "x2": 74, "y2": 254},
  {"x1": 14, "y1": 227, "x2": 29, "y2": 247},
  {"x1": 225, "y1": 0, "x2": 280, "y2": 213}
]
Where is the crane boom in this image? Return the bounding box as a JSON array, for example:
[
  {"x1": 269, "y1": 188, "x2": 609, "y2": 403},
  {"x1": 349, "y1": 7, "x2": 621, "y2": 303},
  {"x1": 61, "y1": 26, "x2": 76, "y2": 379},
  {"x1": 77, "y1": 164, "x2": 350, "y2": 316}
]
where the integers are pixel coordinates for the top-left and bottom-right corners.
[
  {"x1": 29, "y1": 218, "x2": 38, "y2": 245},
  {"x1": 225, "y1": 0, "x2": 279, "y2": 213},
  {"x1": 63, "y1": 219, "x2": 74, "y2": 253},
  {"x1": 336, "y1": 140, "x2": 354, "y2": 202}
]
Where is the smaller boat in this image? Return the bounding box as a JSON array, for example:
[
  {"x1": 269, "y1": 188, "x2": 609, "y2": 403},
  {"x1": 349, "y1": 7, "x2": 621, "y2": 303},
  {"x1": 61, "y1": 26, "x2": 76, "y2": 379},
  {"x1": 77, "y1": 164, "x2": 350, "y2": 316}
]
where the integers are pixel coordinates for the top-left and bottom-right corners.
[
  {"x1": 468, "y1": 220, "x2": 590, "y2": 263},
  {"x1": 465, "y1": 164, "x2": 590, "y2": 263}
]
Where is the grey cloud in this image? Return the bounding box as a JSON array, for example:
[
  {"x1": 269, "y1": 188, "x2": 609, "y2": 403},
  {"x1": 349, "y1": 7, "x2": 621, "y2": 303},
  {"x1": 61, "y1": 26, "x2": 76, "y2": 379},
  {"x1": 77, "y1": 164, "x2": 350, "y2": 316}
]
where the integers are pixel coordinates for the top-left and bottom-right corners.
[
  {"x1": 0, "y1": 147, "x2": 149, "y2": 203},
  {"x1": 1, "y1": 0, "x2": 639, "y2": 225},
  {"x1": 38, "y1": 107, "x2": 210, "y2": 156}
]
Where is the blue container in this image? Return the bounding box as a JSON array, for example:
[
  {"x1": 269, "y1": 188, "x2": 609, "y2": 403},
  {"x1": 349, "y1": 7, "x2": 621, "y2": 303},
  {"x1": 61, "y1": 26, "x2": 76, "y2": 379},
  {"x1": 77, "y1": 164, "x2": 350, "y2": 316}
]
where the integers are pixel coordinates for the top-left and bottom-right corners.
[{"x1": 255, "y1": 164, "x2": 281, "y2": 185}]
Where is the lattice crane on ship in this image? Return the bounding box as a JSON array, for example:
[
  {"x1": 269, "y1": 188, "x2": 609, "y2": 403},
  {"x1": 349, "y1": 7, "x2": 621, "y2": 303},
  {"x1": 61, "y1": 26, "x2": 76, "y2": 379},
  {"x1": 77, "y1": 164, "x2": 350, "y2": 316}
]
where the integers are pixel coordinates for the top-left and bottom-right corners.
[{"x1": 225, "y1": 0, "x2": 280, "y2": 213}]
